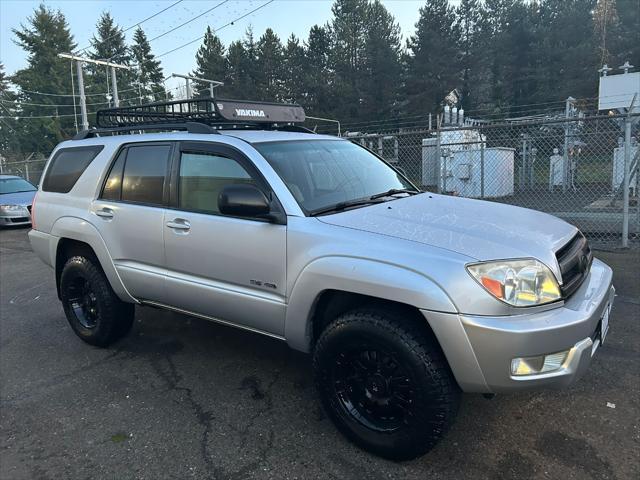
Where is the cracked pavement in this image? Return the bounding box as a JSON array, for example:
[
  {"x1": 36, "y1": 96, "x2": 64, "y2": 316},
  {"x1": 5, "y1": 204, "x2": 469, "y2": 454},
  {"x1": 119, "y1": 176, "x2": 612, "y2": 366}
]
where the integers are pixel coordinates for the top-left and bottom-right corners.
[{"x1": 1, "y1": 227, "x2": 639, "y2": 479}]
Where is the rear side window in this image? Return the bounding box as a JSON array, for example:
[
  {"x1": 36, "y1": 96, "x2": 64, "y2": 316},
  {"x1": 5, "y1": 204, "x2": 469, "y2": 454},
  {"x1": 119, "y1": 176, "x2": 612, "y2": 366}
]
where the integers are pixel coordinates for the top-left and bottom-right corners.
[
  {"x1": 100, "y1": 144, "x2": 171, "y2": 205},
  {"x1": 42, "y1": 146, "x2": 104, "y2": 193}
]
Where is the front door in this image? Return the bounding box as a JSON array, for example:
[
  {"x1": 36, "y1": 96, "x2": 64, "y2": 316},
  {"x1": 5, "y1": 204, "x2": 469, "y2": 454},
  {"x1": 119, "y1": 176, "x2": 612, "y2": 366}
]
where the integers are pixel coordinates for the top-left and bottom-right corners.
[{"x1": 162, "y1": 142, "x2": 287, "y2": 336}]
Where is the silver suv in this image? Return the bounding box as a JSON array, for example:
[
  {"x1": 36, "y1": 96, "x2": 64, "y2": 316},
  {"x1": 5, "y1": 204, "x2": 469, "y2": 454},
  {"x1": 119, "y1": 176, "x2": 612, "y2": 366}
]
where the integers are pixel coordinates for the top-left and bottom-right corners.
[{"x1": 29, "y1": 99, "x2": 615, "y2": 460}]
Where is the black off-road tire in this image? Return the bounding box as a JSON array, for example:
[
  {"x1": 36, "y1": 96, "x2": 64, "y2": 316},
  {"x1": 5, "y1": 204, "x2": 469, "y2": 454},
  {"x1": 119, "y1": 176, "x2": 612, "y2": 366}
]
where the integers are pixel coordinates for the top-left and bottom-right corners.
[
  {"x1": 313, "y1": 308, "x2": 460, "y2": 461},
  {"x1": 60, "y1": 255, "x2": 134, "y2": 347}
]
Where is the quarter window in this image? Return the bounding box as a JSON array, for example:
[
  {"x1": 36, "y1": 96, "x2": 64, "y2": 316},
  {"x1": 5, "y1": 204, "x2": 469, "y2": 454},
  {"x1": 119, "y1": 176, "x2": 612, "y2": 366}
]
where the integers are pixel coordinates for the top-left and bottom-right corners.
[
  {"x1": 42, "y1": 146, "x2": 103, "y2": 193},
  {"x1": 121, "y1": 145, "x2": 171, "y2": 205},
  {"x1": 100, "y1": 150, "x2": 126, "y2": 201},
  {"x1": 178, "y1": 152, "x2": 255, "y2": 214}
]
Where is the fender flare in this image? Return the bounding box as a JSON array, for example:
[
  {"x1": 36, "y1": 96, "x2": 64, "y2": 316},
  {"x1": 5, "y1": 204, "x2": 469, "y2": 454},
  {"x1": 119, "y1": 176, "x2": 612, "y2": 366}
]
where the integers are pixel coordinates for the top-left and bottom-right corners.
[
  {"x1": 285, "y1": 256, "x2": 457, "y2": 352},
  {"x1": 51, "y1": 216, "x2": 137, "y2": 303}
]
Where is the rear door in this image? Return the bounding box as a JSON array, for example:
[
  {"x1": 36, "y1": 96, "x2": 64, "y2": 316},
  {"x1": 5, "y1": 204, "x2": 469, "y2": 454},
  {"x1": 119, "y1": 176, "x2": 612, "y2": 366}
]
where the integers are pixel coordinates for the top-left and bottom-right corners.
[
  {"x1": 162, "y1": 141, "x2": 287, "y2": 336},
  {"x1": 92, "y1": 142, "x2": 173, "y2": 301}
]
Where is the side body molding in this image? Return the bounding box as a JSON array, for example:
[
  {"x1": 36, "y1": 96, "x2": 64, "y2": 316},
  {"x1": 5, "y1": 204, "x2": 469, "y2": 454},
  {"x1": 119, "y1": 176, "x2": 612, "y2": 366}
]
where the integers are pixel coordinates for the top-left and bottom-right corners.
[
  {"x1": 284, "y1": 256, "x2": 457, "y2": 352},
  {"x1": 50, "y1": 216, "x2": 137, "y2": 303}
]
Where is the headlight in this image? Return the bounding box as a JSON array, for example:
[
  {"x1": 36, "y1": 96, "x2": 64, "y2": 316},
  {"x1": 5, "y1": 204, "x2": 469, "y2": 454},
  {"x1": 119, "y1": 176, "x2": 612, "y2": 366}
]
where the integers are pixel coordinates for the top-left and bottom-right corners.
[
  {"x1": 0, "y1": 205, "x2": 26, "y2": 213},
  {"x1": 466, "y1": 259, "x2": 561, "y2": 307}
]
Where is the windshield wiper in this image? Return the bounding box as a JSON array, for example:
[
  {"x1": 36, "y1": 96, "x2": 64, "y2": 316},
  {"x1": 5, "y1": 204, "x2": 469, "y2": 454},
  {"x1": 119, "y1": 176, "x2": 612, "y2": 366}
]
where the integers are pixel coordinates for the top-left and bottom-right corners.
[
  {"x1": 309, "y1": 198, "x2": 388, "y2": 216},
  {"x1": 369, "y1": 188, "x2": 421, "y2": 200}
]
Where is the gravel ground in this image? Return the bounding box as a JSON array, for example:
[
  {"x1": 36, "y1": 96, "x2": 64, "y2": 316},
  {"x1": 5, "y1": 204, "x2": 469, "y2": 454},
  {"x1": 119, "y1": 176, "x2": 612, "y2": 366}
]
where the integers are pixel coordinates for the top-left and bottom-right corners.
[{"x1": 1, "y1": 226, "x2": 638, "y2": 480}]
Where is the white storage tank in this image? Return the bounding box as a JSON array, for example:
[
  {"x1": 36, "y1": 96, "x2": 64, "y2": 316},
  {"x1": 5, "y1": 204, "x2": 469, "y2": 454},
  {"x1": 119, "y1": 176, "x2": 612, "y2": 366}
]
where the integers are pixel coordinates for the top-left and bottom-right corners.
[
  {"x1": 612, "y1": 144, "x2": 638, "y2": 195},
  {"x1": 442, "y1": 148, "x2": 515, "y2": 198}
]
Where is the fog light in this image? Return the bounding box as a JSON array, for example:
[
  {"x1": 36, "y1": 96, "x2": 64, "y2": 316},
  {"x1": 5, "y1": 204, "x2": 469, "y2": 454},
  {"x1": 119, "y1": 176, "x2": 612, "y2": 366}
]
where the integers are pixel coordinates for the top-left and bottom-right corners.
[{"x1": 511, "y1": 351, "x2": 569, "y2": 376}]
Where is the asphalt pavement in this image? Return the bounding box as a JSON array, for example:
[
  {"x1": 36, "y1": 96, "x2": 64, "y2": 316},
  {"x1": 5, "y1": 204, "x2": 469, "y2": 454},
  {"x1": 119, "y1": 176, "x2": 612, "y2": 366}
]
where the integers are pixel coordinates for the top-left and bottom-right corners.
[{"x1": 1, "y1": 226, "x2": 638, "y2": 479}]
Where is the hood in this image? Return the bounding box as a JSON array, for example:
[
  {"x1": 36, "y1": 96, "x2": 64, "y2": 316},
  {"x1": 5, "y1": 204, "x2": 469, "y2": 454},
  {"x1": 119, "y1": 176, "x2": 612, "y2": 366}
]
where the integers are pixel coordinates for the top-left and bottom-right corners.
[
  {"x1": 0, "y1": 190, "x2": 36, "y2": 206},
  {"x1": 317, "y1": 193, "x2": 577, "y2": 278}
]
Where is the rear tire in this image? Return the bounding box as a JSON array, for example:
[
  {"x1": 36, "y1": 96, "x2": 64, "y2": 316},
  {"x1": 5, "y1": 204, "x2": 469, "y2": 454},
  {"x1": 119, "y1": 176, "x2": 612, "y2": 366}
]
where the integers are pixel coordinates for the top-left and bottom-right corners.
[
  {"x1": 60, "y1": 255, "x2": 134, "y2": 347},
  {"x1": 313, "y1": 307, "x2": 459, "y2": 460}
]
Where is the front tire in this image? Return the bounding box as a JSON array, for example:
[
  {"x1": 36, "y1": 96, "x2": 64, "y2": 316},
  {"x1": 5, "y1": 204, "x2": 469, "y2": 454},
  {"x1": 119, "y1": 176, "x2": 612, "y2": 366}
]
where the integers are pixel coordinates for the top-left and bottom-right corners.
[
  {"x1": 60, "y1": 255, "x2": 134, "y2": 347},
  {"x1": 313, "y1": 308, "x2": 460, "y2": 460}
]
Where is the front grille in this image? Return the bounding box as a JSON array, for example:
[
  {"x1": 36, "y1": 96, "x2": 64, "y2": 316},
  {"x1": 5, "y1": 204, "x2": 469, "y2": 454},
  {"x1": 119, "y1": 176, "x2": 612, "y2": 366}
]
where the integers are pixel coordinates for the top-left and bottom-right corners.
[
  {"x1": 9, "y1": 217, "x2": 30, "y2": 223},
  {"x1": 555, "y1": 232, "x2": 592, "y2": 299}
]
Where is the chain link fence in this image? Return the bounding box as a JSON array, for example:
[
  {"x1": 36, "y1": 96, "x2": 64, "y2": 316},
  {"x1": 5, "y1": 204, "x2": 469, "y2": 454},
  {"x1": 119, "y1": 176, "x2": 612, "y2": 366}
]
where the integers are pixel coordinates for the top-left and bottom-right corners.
[
  {"x1": 1, "y1": 113, "x2": 638, "y2": 248},
  {"x1": 0, "y1": 153, "x2": 48, "y2": 186},
  {"x1": 347, "y1": 113, "x2": 640, "y2": 249}
]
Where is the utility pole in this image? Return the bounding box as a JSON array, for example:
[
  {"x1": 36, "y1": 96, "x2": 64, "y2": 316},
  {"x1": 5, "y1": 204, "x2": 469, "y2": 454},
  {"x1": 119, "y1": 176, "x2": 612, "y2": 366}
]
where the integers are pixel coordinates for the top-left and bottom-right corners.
[
  {"x1": 58, "y1": 53, "x2": 130, "y2": 130},
  {"x1": 562, "y1": 96, "x2": 575, "y2": 193},
  {"x1": 171, "y1": 73, "x2": 224, "y2": 100}
]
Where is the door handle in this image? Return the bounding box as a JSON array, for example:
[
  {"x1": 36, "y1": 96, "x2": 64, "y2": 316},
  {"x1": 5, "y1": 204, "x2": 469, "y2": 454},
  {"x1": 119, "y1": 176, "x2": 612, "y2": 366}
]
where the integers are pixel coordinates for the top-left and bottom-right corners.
[
  {"x1": 95, "y1": 208, "x2": 114, "y2": 219},
  {"x1": 166, "y1": 219, "x2": 191, "y2": 231}
]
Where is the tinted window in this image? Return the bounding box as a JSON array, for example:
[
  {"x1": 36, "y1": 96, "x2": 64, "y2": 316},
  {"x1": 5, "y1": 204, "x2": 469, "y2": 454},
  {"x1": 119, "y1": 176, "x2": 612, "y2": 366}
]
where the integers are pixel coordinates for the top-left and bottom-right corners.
[
  {"x1": 121, "y1": 145, "x2": 170, "y2": 205},
  {"x1": 42, "y1": 146, "x2": 103, "y2": 193},
  {"x1": 0, "y1": 177, "x2": 36, "y2": 194},
  {"x1": 179, "y1": 152, "x2": 254, "y2": 214},
  {"x1": 100, "y1": 150, "x2": 126, "y2": 200}
]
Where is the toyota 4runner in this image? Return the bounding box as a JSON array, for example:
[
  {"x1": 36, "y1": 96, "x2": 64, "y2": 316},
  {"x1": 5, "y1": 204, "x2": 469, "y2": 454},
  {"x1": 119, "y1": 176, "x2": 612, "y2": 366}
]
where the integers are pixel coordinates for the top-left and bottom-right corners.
[{"x1": 29, "y1": 99, "x2": 615, "y2": 460}]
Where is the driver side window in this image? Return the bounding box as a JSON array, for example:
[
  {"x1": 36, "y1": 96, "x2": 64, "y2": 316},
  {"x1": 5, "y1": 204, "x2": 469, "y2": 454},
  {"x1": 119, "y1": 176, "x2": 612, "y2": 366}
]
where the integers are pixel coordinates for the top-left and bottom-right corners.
[{"x1": 178, "y1": 152, "x2": 256, "y2": 215}]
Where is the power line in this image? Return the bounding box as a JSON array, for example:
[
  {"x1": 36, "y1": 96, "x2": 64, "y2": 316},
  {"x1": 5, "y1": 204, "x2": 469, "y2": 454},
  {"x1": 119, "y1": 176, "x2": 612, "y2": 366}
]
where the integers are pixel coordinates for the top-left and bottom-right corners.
[
  {"x1": 147, "y1": 0, "x2": 230, "y2": 43},
  {"x1": 75, "y1": 0, "x2": 185, "y2": 54},
  {"x1": 153, "y1": 0, "x2": 276, "y2": 61}
]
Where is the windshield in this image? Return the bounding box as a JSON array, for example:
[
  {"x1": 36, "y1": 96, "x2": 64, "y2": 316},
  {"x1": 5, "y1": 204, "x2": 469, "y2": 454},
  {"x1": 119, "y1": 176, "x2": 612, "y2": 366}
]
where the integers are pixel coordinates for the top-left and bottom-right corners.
[
  {"x1": 254, "y1": 140, "x2": 415, "y2": 213},
  {"x1": 0, "y1": 178, "x2": 37, "y2": 195}
]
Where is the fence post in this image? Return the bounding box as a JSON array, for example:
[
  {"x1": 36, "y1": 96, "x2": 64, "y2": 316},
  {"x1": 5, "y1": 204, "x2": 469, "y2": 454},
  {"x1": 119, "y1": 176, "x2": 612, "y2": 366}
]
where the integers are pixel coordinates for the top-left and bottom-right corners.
[
  {"x1": 622, "y1": 116, "x2": 631, "y2": 248},
  {"x1": 435, "y1": 123, "x2": 442, "y2": 194},
  {"x1": 25, "y1": 162, "x2": 30, "y2": 183},
  {"x1": 480, "y1": 137, "x2": 485, "y2": 199}
]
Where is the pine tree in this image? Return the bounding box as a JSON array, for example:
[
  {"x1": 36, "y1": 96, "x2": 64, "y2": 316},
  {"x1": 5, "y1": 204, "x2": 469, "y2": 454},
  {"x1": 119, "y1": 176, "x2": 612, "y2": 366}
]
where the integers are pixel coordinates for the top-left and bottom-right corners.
[
  {"x1": 330, "y1": 0, "x2": 369, "y2": 121},
  {"x1": 88, "y1": 12, "x2": 134, "y2": 105},
  {"x1": 226, "y1": 40, "x2": 249, "y2": 98},
  {"x1": 304, "y1": 25, "x2": 333, "y2": 117},
  {"x1": 255, "y1": 28, "x2": 284, "y2": 101},
  {"x1": 534, "y1": 0, "x2": 598, "y2": 103},
  {"x1": 404, "y1": 0, "x2": 460, "y2": 115},
  {"x1": 131, "y1": 27, "x2": 165, "y2": 102},
  {"x1": 0, "y1": 62, "x2": 19, "y2": 153},
  {"x1": 11, "y1": 5, "x2": 77, "y2": 152},
  {"x1": 192, "y1": 26, "x2": 227, "y2": 98},
  {"x1": 282, "y1": 34, "x2": 306, "y2": 103},
  {"x1": 360, "y1": 0, "x2": 402, "y2": 120},
  {"x1": 456, "y1": 0, "x2": 483, "y2": 110}
]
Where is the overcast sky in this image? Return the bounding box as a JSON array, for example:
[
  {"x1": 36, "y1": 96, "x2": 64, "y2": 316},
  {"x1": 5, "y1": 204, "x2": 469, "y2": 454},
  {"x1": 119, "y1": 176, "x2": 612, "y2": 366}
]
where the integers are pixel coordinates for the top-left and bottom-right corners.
[{"x1": 1, "y1": 0, "x2": 460, "y2": 93}]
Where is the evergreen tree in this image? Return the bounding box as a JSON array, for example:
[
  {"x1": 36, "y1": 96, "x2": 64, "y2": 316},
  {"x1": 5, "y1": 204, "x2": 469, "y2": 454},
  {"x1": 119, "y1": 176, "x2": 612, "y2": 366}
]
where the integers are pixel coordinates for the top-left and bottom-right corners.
[
  {"x1": 282, "y1": 34, "x2": 307, "y2": 103},
  {"x1": 456, "y1": 0, "x2": 483, "y2": 110},
  {"x1": 255, "y1": 28, "x2": 284, "y2": 101},
  {"x1": 226, "y1": 40, "x2": 249, "y2": 98},
  {"x1": 192, "y1": 26, "x2": 227, "y2": 98},
  {"x1": 304, "y1": 25, "x2": 333, "y2": 117},
  {"x1": 534, "y1": 0, "x2": 598, "y2": 103},
  {"x1": 602, "y1": 0, "x2": 640, "y2": 68},
  {"x1": 0, "y1": 62, "x2": 19, "y2": 153},
  {"x1": 131, "y1": 27, "x2": 165, "y2": 102},
  {"x1": 360, "y1": 0, "x2": 402, "y2": 120},
  {"x1": 88, "y1": 12, "x2": 134, "y2": 105},
  {"x1": 404, "y1": 0, "x2": 460, "y2": 115},
  {"x1": 330, "y1": 0, "x2": 369, "y2": 120},
  {"x1": 11, "y1": 5, "x2": 77, "y2": 152}
]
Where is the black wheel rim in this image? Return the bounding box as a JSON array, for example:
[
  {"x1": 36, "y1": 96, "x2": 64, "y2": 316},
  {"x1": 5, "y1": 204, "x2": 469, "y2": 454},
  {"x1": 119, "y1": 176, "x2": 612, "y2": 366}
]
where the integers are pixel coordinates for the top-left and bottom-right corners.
[
  {"x1": 65, "y1": 276, "x2": 99, "y2": 329},
  {"x1": 332, "y1": 345, "x2": 415, "y2": 433}
]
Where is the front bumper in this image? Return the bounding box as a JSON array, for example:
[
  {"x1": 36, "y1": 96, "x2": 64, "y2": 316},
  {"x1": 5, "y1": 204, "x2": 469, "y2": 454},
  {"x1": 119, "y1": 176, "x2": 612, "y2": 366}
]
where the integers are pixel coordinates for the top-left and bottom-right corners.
[
  {"x1": 0, "y1": 214, "x2": 31, "y2": 226},
  {"x1": 423, "y1": 257, "x2": 615, "y2": 394}
]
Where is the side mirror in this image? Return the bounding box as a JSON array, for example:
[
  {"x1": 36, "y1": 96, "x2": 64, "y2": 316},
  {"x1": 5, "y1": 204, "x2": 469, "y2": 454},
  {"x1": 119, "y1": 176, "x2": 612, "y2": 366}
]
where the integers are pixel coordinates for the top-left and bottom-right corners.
[{"x1": 218, "y1": 184, "x2": 271, "y2": 218}]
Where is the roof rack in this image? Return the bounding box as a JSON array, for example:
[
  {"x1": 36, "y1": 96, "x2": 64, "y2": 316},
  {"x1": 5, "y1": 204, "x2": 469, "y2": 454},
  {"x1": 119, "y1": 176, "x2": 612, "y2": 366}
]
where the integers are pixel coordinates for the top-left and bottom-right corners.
[
  {"x1": 73, "y1": 121, "x2": 216, "y2": 140},
  {"x1": 96, "y1": 97, "x2": 306, "y2": 129}
]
